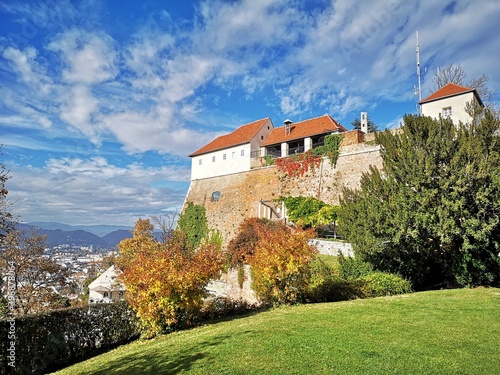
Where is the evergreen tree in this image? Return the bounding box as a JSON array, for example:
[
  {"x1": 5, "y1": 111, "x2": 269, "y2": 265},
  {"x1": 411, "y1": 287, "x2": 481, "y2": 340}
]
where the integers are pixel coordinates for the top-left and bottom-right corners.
[
  {"x1": 339, "y1": 113, "x2": 500, "y2": 289},
  {"x1": 351, "y1": 116, "x2": 378, "y2": 133}
]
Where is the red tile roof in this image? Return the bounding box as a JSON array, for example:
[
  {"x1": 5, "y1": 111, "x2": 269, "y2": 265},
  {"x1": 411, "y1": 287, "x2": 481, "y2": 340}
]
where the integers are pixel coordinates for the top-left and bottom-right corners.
[
  {"x1": 189, "y1": 118, "x2": 270, "y2": 157},
  {"x1": 262, "y1": 115, "x2": 346, "y2": 146},
  {"x1": 419, "y1": 83, "x2": 479, "y2": 104}
]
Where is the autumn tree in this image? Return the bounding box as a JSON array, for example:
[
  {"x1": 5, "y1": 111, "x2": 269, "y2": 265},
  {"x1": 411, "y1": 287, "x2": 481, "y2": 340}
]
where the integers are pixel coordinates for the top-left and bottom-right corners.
[
  {"x1": 117, "y1": 215, "x2": 224, "y2": 337},
  {"x1": 0, "y1": 229, "x2": 72, "y2": 315},
  {"x1": 0, "y1": 146, "x2": 13, "y2": 242},
  {"x1": 339, "y1": 113, "x2": 500, "y2": 289},
  {"x1": 228, "y1": 218, "x2": 317, "y2": 305}
]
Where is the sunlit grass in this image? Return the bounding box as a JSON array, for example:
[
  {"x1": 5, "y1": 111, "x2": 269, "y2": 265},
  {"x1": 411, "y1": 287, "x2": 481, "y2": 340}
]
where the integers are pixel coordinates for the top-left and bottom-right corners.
[{"x1": 53, "y1": 288, "x2": 500, "y2": 375}]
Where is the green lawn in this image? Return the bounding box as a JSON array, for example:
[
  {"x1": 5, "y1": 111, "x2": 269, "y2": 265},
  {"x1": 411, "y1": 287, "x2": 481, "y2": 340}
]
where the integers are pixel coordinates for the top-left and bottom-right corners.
[{"x1": 53, "y1": 288, "x2": 500, "y2": 375}]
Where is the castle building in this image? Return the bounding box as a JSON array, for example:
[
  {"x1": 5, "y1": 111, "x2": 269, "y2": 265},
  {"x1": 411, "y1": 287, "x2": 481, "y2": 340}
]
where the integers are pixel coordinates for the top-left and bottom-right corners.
[
  {"x1": 419, "y1": 82, "x2": 484, "y2": 124},
  {"x1": 189, "y1": 114, "x2": 347, "y2": 181},
  {"x1": 189, "y1": 118, "x2": 274, "y2": 180}
]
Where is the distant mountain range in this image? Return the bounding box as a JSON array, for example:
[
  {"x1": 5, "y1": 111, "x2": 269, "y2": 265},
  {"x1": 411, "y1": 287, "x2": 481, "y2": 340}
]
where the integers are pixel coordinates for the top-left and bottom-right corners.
[
  {"x1": 15, "y1": 222, "x2": 165, "y2": 249},
  {"x1": 27, "y1": 222, "x2": 133, "y2": 237},
  {"x1": 17, "y1": 222, "x2": 135, "y2": 249}
]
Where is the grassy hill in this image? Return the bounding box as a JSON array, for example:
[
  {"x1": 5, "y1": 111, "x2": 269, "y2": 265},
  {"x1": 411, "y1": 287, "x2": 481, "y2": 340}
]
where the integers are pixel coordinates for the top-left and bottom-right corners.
[{"x1": 52, "y1": 288, "x2": 500, "y2": 375}]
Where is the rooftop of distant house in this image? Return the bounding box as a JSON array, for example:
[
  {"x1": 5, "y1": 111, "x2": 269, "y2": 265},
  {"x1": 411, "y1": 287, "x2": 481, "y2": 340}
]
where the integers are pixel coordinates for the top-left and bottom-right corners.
[{"x1": 419, "y1": 82, "x2": 483, "y2": 106}]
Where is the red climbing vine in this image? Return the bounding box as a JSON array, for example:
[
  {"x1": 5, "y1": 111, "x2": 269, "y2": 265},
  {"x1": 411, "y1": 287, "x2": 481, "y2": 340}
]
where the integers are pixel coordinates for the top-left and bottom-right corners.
[{"x1": 275, "y1": 151, "x2": 322, "y2": 178}]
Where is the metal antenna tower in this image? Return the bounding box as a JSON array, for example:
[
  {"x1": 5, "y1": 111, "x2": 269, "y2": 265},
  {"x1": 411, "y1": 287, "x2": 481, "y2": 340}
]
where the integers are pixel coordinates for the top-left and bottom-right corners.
[{"x1": 415, "y1": 31, "x2": 422, "y2": 112}]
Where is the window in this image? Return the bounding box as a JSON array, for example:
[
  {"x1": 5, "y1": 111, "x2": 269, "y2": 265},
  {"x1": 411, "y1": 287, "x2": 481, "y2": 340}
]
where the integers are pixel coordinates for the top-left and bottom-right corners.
[
  {"x1": 223, "y1": 153, "x2": 226, "y2": 160},
  {"x1": 103, "y1": 292, "x2": 109, "y2": 298},
  {"x1": 211, "y1": 191, "x2": 221, "y2": 202},
  {"x1": 261, "y1": 135, "x2": 264, "y2": 140},
  {"x1": 198, "y1": 159, "x2": 202, "y2": 165},
  {"x1": 442, "y1": 107, "x2": 452, "y2": 117},
  {"x1": 212, "y1": 156, "x2": 215, "y2": 162},
  {"x1": 241, "y1": 149, "x2": 245, "y2": 156},
  {"x1": 232, "y1": 151, "x2": 236, "y2": 158}
]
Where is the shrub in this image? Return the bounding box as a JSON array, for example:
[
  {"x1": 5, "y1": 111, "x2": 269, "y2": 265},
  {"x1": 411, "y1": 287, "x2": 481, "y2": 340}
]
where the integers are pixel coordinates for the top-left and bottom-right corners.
[
  {"x1": 199, "y1": 297, "x2": 261, "y2": 321},
  {"x1": 226, "y1": 218, "x2": 263, "y2": 267},
  {"x1": 118, "y1": 219, "x2": 225, "y2": 337},
  {"x1": 228, "y1": 218, "x2": 317, "y2": 305},
  {"x1": 305, "y1": 257, "x2": 362, "y2": 302},
  {"x1": 0, "y1": 302, "x2": 139, "y2": 374},
  {"x1": 337, "y1": 253, "x2": 373, "y2": 280},
  {"x1": 356, "y1": 272, "x2": 413, "y2": 298}
]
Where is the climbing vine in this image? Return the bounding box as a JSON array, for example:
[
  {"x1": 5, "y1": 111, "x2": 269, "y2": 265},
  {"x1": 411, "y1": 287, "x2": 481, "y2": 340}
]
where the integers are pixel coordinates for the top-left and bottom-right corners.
[
  {"x1": 260, "y1": 155, "x2": 276, "y2": 166},
  {"x1": 275, "y1": 133, "x2": 343, "y2": 178},
  {"x1": 275, "y1": 151, "x2": 322, "y2": 178},
  {"x1": 311, "y1": 133, "x2": 343, "y2": 167}
]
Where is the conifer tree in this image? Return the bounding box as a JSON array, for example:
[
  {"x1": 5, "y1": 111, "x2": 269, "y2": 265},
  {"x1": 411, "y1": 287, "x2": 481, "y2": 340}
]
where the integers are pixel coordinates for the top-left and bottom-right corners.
[{"x1": 339, "y1": 113, "x2": 500, "y2": 289}]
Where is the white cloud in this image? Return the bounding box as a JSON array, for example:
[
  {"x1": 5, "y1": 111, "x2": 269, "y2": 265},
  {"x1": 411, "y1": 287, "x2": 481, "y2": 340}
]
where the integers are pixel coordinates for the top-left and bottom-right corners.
[
  {"x1": 8, "y1": 157, "x2": 190, "y2": 226},
  {"x1": 48, "y1": 29, "x2": 117, "y2": 84}
]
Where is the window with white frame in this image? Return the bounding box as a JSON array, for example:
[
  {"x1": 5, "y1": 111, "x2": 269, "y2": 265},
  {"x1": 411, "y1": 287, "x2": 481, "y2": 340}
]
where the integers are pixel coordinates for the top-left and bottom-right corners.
[
  {"x1": 212, "y1": 156, "x2": 215, "y2": 162},
  {"x1": 198, "y1": 159, "x2": 202, "y2": 165},
  {"x1": 232, "y1": 151, "x2": 236, "y2": 158},
  {"x1": 442, "y1": 106, "x2": 452, "y2": 117},
  {"x1": 223, "y1": 153, "x2": 226, "y2": 160},
  {"x1": 241, "y1": 149, "x2": 244, "y2": 156}
]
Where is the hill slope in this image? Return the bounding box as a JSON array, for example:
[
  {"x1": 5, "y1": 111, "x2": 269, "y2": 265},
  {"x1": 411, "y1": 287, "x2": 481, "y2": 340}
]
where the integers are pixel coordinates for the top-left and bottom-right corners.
[{"x1": 53, "y1": 288, "x2": 500, "y2": 375}]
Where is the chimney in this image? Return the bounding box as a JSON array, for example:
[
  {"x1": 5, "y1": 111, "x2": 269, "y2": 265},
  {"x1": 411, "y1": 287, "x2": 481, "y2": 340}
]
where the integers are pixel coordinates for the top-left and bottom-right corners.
[
  {"x1": 360, "y1": 112, "x2": 368, "y2": 134},
  {"x1": 284, "y1": 119, "x2": 292, "y2": 135}
]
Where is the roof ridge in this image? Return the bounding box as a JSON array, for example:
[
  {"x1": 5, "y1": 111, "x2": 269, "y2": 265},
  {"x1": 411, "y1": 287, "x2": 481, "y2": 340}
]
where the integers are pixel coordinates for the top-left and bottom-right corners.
[
  {"x1": 189, "y1": 117, "x2": 270, "y2": 157},
  {"x1": 419, "y1": 82, "x2": 475, "y2": 104}
]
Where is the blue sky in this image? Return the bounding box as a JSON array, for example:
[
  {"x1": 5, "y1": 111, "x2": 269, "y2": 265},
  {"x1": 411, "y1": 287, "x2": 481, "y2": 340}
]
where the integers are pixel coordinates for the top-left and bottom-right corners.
[{"x1": 1, "y1": 0, "x2": 499, "y2": 226}]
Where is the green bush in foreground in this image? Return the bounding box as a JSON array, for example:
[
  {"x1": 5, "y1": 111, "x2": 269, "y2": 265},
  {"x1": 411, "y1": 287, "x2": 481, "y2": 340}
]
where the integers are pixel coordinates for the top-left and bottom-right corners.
[
  {"x1": 357, "y1": 271, "x2": 413, "y2": 297},
  {"x1": 306, "y1": 255, "x2": 412, "y2": 302}
]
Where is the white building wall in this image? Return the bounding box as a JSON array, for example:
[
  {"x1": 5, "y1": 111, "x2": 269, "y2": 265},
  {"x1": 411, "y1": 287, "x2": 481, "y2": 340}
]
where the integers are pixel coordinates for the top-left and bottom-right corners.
[
  {"x1": 191, "y1": 119, "x2": 273, "y2": 180},
  {"x1": 191, "y1": 143, "x2": 252, "y2": 180},
  {"x1": 421, "y1": 92, "x2": 475, "y2": 125}
]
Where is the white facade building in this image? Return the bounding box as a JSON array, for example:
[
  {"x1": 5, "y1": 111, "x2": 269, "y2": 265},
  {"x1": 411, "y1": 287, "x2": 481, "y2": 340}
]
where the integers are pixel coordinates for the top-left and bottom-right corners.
[
  {"x1": 189, "y1": 118, "x2": 274, "y2": 180},
  {"x1": 419, "y1": 83, "x2": 483, "y2": 125},
  {"x1": 88, "y1": 265, "x2": 125, "y2": 304}
]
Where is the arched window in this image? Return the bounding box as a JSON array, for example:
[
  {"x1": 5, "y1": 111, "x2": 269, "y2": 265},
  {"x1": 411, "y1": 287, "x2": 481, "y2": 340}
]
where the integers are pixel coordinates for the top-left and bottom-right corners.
[{"x1": 212, "y1": 191, "x2": 221, "y2": 202}]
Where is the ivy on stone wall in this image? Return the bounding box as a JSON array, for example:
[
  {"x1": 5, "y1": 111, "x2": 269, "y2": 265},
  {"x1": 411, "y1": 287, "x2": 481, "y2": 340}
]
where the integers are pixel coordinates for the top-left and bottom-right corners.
[
  {"x1": 275, "y1": 134, "x2": 343, "y2": 178},
  {"x1": 311, "y1": 133, "x2": 343, "y2": 167},
  {"x1": 177, "y1": 202, "x2": 208, "y2": 250},
  {"x1": 276, "y1": 151, "x2": 322, "y2": 178}
]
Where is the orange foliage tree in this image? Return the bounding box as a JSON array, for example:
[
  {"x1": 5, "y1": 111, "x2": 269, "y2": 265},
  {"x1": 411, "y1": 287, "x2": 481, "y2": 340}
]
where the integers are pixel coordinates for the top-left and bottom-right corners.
[
  {"x1": 228, "y1": 218, "x2": 317, "y2": 305},
  {"x1": 117, "y1": 219, "x2": 224, "y2": 337}
]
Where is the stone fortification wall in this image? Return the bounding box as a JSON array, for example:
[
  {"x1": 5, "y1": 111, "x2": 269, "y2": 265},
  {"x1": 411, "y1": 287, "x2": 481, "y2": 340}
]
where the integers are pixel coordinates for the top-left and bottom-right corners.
[
  {"x1": 185, "y1": 141, "x2": 382, "y2": 246},
  {"x1": 309, "y1": 239, "x2": 354, "y2": 257},
  {"x1": 188, "y1": 140, "x2": 382, "y2": 301}
]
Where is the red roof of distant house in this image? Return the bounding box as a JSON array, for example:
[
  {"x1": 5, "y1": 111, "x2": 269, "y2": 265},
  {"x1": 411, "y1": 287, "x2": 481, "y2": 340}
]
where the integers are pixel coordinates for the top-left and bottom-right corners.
[
  {"x1": 419, "y1": 83, "x2": 482, "y2": 106},
  {"x1": 189, "y1": 118, "x2": 271, "y2": 157},
  {"x1": 262, "y1": 115, "x2": 346, "y2": 146}
]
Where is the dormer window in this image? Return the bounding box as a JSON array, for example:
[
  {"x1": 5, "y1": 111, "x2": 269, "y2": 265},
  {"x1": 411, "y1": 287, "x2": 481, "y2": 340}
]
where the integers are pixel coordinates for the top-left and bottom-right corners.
[{"x1": 442, "y1": 107, "x2": 452, "y2": 117}]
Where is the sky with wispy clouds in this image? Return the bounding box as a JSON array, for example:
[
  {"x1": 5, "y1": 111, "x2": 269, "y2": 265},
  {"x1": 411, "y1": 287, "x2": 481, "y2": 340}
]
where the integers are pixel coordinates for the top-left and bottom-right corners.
[{"x1": 1, "y1": 0, "x2": 499, "y2": 226}]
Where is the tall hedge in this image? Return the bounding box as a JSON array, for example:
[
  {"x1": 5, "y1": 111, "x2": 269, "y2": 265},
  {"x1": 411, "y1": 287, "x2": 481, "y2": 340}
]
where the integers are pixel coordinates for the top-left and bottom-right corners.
[{"x1": 0, "y1": 302, "x2": 140, "y2": 375}]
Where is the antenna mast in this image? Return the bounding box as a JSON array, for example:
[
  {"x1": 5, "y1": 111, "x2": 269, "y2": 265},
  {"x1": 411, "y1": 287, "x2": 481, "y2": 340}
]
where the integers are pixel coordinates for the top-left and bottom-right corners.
[{"x1": 416, "y1": 31, "x2": 422, "y2": 111}]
